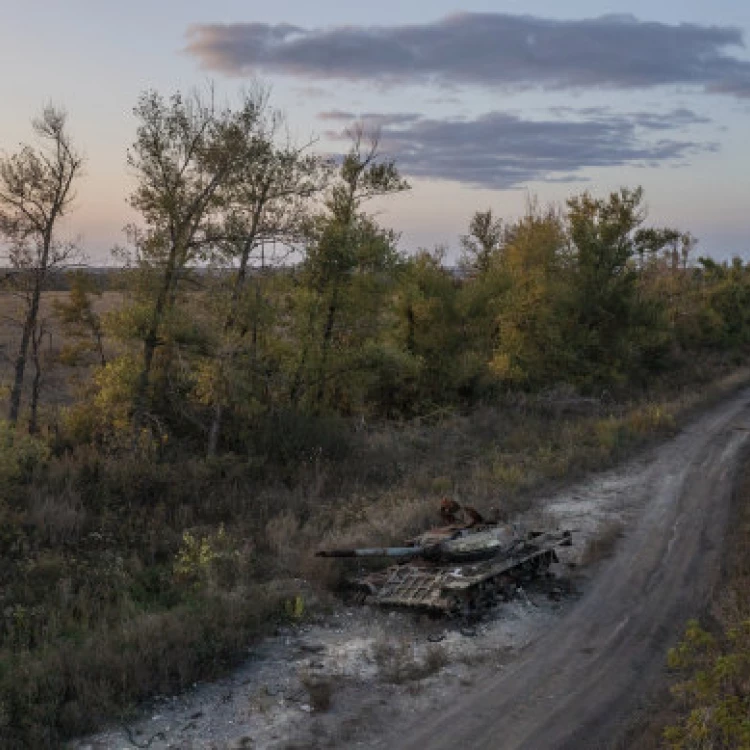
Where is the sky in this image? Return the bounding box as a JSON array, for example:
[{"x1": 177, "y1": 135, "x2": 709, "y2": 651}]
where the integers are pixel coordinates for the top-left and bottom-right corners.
[{"x1": 2, "y1": 0, "x2": 750, "y2": 263}]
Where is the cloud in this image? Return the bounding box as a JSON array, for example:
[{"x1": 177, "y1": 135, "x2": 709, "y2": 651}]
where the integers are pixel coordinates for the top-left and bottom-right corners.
[
  {"x1": 317, "y1": 109, "x2": 358, "y2": 121},
  {"x1": 186, "y1": 13, "x2": 750, "y2": 97},
  {"x1": 318, "y1": 110, "x2": 421, "y2": 127},
  {"x1": 550, "y1": 106, "x2": 713, "y2": 130},
  {"x1": 293, "y1": 85, "x2": 332, "y2": 100},
  {"x1": 322, "y1": 109, "x2": 716, "y2": 189}
]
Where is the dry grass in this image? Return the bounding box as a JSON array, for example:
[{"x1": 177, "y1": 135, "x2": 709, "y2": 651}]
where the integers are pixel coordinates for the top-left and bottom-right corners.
[{"x1": 0, "y1": 584, "x2": 285, "y2": 747}]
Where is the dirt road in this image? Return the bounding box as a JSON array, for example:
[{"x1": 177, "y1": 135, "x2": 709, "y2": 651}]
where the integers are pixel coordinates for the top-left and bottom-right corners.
[{"x1": 384, "y1": 389, "x2": 750, "y2": 750}]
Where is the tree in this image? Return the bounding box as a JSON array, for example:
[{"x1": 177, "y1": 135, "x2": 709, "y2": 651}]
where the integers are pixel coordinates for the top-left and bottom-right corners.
[
  {"x1": 565, "y1": 187, "x2": 656, "y2": 384},
  {"x1": 0, "y1": 105, "x2": 83, "y2": 425},
  {"x1": 489, "y1": 207, "x2": 570, "y2": 386},
  {"x1": 289, "y1": 126, "x2": 409, "y2": 412},
  {"x1": 460, "y1": 209, "x2": 504, "y2": 274},
  {"x1": 28, "y1": 316, "x2": 50, "y2": 434},
  {"x1": 124, "y1": 86, "x2": 266, "y2": 430},
  {"x1": 693, "y1": 257, "x2": 750, "y2": 350},
  {"x1": 390, "y1": 247, "x2": 467, "y2": 410},
  {"x1": 203, "y1": 111, "x2": 329, "y2": 455}
]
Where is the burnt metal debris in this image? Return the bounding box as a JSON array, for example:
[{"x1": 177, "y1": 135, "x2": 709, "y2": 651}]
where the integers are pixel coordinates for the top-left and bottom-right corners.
[{"x1": 316, "y1": 502, "x2": 573, "y2": 617}]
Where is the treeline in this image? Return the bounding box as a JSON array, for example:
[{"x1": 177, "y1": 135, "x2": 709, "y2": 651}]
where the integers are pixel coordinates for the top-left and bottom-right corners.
[
  {"x1": 68, "y1": 181, "x2": 750, "y2": 457},
  {"x1": 2, "y1": 87, "x2": 750, "y2": 454},
  {"x1": 0, "y1": 89, "x2": 750, "y2": 454}
]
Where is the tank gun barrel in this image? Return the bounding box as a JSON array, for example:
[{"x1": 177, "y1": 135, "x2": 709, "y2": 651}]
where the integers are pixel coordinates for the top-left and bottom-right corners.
[{"x1": 315, "y1": 546, "x2": 422, "y2": 558}]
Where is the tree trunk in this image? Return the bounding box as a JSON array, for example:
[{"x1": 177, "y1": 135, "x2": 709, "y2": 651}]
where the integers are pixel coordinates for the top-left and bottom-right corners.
[
  {"x1": 289, "y1": 343, "x2": 309, "y2": 408},
  {"x1": 207, "y1": 402, "x2": 223, "y2": 457},
  {"x1": 94, "y1": 326, "x2": 106, "y2": 367},
  {"x1": 315, "y1": 286, "x2": 339, "y2": 408},
  {"x1": 9, "y1": 266, "x2": 46, "y2": 425},
  {"x1": 28, "y1": 324, "x2": 44, "y2": 434},
  {"x1": 133, "y1": 250, "x2": 178, "y2": 425},
  {"x1": 207, "y1": 196, "x2": 267, "y2": 456},
  {"x1": 9, "y1": 312, "x2": 34, "y2": 425},
  {"x1": 406, "y1": 303, "x2": 416, "y2": 354}
]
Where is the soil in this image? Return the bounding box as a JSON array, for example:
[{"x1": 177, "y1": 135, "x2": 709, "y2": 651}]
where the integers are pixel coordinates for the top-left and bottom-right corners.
[{"x1": 68, "y1": 388, "x2": 750, "y2": 750}]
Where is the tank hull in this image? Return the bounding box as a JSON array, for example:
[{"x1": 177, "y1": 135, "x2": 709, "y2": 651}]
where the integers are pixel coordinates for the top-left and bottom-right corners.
[{"x1": 344, "y1": 531, "x2": 572, "y2": 617}]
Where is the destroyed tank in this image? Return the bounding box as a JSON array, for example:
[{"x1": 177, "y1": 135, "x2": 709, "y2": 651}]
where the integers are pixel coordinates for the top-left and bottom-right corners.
[{"x1": 316, "y1": 516, "x2": 572, "y2": 618}]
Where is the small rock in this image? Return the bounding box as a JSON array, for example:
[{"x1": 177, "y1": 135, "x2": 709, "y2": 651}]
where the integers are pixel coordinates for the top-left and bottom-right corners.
[{"x1": 300, "y1": 704, "x2": 313, "y2": 713}]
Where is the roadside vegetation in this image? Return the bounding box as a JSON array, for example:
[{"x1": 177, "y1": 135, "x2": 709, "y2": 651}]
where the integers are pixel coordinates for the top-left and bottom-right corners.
[
  {"x1": 660, "y1": 453, "x2": 750, "y2": 749},
  {"x1": 1, "y1": 87, "x2": 750, "y2": 747}
]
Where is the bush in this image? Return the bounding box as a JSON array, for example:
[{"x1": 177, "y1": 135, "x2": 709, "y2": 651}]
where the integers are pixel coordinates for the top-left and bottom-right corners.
[
  {"x1": 0, "y1": 585, "x2": 287, "y2": 747},
  {"x1": 246, "y1": 410, "x2": 353, "y2": 466},
  {"x1": 0, "y1": 421, "x2": 49, "y2": 495}
]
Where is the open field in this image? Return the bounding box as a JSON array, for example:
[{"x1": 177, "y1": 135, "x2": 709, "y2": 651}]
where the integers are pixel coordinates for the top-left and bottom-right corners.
[{"x1": 0, "y1": 291, "x2": 125, "y2": 410}]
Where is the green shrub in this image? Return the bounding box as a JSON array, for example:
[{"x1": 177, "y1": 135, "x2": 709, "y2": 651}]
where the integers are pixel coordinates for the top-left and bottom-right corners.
[
  {"x1": 0, "y1": 421, "x2": 49, "y2": 494},
  {"x1": 665, "y1": 619, "x2": 750, "y2": 749}
]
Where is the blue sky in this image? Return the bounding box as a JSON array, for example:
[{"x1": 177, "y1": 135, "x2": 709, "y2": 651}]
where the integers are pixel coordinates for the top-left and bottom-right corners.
[{"x1": 2, "y1": 1, "x2": 750, "y2": 262}]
